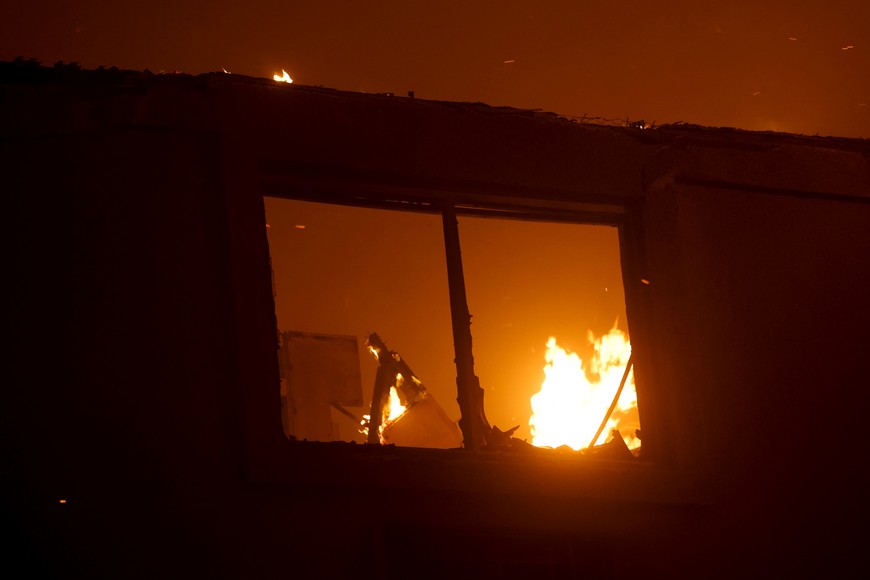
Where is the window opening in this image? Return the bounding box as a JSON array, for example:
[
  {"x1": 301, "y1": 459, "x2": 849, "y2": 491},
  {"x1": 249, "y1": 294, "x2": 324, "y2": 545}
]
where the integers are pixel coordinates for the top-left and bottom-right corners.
[
  {"x1": 458, "y1": 214, "x2": 640, "y2": 453},
  {"x1": 265, "y1": 197, "x2": 460, "y2": 446},
  {"x1": 265, "y1": 195, "x2": 641, "y2": 456}
]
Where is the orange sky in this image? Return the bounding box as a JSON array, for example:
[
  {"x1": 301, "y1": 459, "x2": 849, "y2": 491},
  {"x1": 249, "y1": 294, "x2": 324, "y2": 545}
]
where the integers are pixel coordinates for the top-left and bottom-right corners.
[{"x1": 2, "y1": 0, "x2": 867, "y2": 138}]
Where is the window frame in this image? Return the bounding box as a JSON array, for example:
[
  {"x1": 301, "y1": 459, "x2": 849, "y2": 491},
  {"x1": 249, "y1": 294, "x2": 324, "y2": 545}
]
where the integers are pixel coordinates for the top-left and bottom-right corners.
[
  {"x1": 231, "y1": 161, "x2": 667, "y2": 501},
  {"x1": 262, "y1": 182, "x2": 650, "y2": 444}
]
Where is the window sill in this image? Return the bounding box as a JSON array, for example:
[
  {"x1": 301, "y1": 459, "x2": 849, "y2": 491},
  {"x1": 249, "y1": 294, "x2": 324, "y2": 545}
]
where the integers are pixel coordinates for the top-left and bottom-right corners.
[{"x1": 248, "y1": 439, "x2": 710, "y2": 507}]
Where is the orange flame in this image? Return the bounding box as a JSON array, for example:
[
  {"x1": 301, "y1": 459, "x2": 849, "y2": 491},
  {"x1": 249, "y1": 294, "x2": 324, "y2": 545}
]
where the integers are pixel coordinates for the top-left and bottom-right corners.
[
  {"x1": 273, "y1": 69, "x2": 293, "y2": 83},
  {"x1": 384, "y1": 382, "x2": 407, "y2": 423},
  {"x1": 358, "y1": 380, "x2": 408, "y2": 440},
  {"x1": 529, "y1": 328, "x2": 639, "y2": 451}
]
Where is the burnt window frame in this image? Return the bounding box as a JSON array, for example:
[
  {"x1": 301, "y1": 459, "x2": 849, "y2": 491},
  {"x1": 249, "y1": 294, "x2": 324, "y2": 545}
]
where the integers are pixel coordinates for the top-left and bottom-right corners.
[
  {"x1": 257, "y1": 174, "x2": 653, "y2": 455},
  {"x1": 228, "y1": 159, "x2": 668, "y2": 499}
]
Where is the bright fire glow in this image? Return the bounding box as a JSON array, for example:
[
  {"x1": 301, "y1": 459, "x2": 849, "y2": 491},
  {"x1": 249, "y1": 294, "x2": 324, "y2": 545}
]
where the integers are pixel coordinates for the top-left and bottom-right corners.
[
  {"x1": 273, "y1": 69, "x2": 293, "y2": 83},
  {"x1": 530, "y1": 328, "x2": 639, "y2": 451},
  {"x1": 374, "y1": 385, "x2": 408, "y2": 440},
  {"x1": 359, "y1": 381, "x2": 408, "y2": 439},
  {"x1": 385, "y1": 377, "x2": 407, "y2": 423}
]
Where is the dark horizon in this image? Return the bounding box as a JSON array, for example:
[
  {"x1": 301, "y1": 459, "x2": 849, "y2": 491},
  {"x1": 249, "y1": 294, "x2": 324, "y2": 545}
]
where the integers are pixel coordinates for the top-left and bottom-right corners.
[{"x1": 2, "y1": 0, "x2": 867, "y2": 139}]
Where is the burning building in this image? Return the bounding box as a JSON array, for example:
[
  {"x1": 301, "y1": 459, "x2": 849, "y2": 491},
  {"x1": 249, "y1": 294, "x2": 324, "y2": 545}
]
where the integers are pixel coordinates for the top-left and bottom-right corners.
[{"x1": 4, "y1": 60, "x2": 869, "y2": 578}]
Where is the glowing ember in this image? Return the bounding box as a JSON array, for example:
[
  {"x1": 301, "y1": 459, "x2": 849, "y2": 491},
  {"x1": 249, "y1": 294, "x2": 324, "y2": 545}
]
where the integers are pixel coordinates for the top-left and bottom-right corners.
[
  {"x1": 358, "y1": 382, "x2": 407, "y2": 440},
  {"x1": 273, "y1": 69, "x2": 293, "y2": 83},
  {"x1": 385, "y1": 381, "x2": 407, "y2": 423},
  {"x1": 529, "y1": 328, "x2": 639, "y2": 451}
]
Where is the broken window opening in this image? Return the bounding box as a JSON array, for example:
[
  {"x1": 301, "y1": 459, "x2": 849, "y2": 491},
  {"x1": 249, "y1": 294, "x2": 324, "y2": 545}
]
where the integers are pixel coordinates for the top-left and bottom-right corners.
[
  {"x1": 456, "y1": 210, "x2": 640, "y2": 457},
  {"x1": 265, "y1": 195, "x2": 641, "y2": 458},
  {"x1": 266, "y1": 197, "x2": 459, "y2": 446}
]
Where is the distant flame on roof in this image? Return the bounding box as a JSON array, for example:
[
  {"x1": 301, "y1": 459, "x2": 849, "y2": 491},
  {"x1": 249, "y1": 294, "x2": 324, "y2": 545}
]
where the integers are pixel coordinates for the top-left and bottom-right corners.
[{"x1": 273, "y1": 69, "x2": 293, "y2": 83}]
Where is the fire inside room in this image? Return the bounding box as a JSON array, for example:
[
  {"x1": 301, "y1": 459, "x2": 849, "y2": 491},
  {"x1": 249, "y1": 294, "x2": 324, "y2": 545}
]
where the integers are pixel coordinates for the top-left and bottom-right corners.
[{"x1": 265, "y1": 196, "x2": 640, "y2": 454}]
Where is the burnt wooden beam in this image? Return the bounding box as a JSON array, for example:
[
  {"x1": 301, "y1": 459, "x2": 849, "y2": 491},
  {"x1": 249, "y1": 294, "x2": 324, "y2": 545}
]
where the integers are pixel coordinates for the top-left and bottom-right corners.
[
  {"x1": 366, "y1": 340, "x2": 396, "y2": 444},
  {"x1": 589, "y1": 354, "x2": 634, "y2": 449},
  {"x1": 441, "y1": 201, "x2": 491, "y2": 451}
]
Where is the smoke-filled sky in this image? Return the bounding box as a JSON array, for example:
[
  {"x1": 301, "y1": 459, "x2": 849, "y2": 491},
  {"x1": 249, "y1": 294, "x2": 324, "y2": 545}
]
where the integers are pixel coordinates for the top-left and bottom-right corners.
[{"x1": 2, "y1": 1, "x2": 868, "y2": 138}]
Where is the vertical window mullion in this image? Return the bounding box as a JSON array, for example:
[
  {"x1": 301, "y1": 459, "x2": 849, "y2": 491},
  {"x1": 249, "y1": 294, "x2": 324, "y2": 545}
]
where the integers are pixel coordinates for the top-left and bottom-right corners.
[{"x1": 441, "y1": 200, "x2": 490, "y2": 451}]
